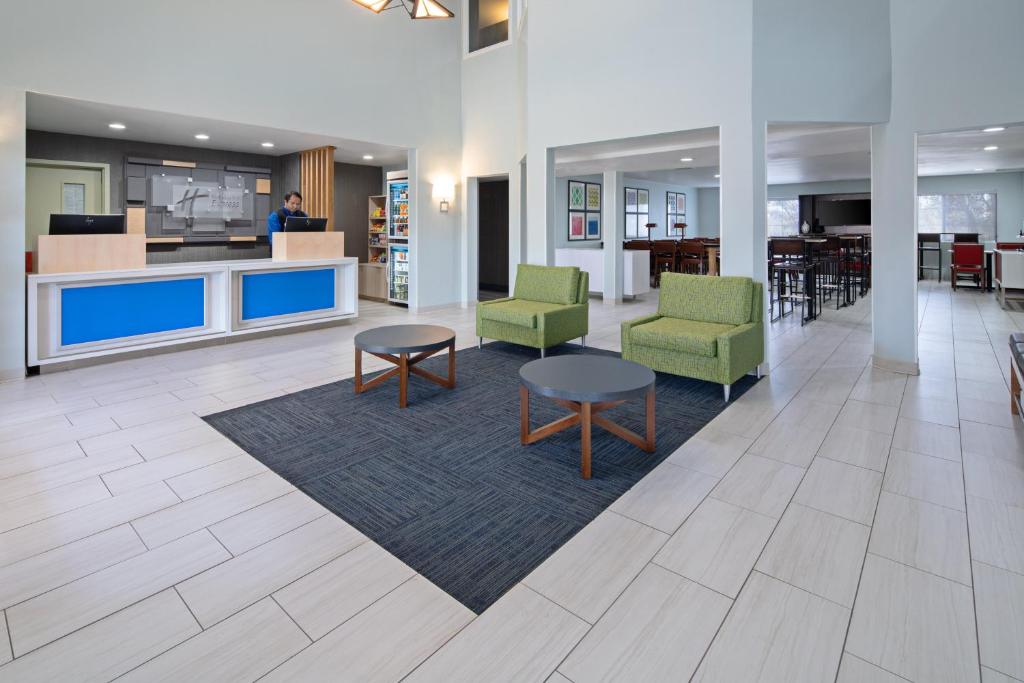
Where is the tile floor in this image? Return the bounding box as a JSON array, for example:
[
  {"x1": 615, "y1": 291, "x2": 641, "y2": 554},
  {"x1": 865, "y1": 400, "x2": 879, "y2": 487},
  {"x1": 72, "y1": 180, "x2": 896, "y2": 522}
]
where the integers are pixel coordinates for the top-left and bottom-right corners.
[{"x1": 0, "y1": 280, "x2": 1022, "y2": 682}]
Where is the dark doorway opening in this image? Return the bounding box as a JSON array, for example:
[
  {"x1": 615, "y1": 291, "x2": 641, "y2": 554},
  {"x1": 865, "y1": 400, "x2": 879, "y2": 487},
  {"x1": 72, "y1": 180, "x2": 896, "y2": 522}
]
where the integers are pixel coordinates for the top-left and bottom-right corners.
[{"x1": 478, "y1": 178, "x2": 510, "y2": 301}]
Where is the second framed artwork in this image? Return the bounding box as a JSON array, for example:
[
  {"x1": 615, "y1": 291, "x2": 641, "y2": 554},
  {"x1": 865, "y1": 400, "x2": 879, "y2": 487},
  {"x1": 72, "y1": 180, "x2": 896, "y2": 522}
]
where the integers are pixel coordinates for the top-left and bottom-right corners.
[{"x1": 567, "y1": 180, "x2": 602, "y2": 241}]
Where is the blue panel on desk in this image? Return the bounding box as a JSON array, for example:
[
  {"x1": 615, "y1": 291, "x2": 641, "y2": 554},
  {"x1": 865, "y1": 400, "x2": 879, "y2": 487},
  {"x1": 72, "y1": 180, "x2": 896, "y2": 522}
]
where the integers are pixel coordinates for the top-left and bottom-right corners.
[
  {"x1": 241, "y1": 268, "x2": 335, "y2": 320},
  {"x1": 61, "y1": 278, "x2": 206, "y2": 346}
]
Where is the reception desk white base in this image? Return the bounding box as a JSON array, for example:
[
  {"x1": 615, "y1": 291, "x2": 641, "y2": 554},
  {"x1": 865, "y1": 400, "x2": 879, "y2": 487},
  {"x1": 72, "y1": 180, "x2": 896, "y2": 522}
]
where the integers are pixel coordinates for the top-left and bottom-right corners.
[
  {"x1": 27, "y1": 258, "x2": 358, "y2": 366},
  {"x1": 555, "y1": 248, "x2": 650, "y2": 297}
]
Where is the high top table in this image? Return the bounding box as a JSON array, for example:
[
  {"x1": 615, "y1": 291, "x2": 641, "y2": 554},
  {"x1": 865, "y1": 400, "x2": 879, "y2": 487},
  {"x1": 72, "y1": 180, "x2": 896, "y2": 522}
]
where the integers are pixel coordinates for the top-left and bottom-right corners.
[
  {"x1": 354, "y1": 324, "x2": 456, "y2": 408},
  {"x1": 519, "y1": 355, "x2": 656, "y2": 479}
]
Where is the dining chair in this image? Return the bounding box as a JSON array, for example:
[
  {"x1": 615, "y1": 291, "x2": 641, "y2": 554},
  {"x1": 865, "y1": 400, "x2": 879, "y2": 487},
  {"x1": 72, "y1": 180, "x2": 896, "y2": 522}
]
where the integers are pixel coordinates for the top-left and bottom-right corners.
[{"x1": 950, "y1": 243, "x2": 985, "y2": 290}]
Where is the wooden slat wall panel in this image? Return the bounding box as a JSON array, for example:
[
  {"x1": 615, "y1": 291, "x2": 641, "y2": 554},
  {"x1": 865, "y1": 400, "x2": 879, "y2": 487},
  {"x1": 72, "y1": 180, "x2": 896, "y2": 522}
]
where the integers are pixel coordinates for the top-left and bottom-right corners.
[{"x1": 300, "y1": 146, "x2": 336, "y2": 230}]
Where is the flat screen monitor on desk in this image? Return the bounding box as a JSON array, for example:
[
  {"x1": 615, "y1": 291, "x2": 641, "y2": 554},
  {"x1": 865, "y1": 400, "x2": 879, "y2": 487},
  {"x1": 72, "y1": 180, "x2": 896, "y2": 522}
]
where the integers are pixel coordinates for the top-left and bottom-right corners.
[
  {"x1": 283, "y1": 217, "x2": 328, "y2": 232},
  {"x1": 48, "y1": 214, "x2": 126, "y2": 235}
]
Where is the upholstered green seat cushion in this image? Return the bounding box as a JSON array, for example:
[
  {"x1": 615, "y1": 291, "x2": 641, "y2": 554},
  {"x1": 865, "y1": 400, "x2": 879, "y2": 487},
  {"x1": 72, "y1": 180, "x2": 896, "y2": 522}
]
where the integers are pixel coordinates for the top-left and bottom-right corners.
[
  {"x1": 479, "y1": 299, "x2": 566, "y2": 329},
  {"x1": 513, "y1": 264, "x2": 580, "y2": 305},
  {"x1": 631, "y1": 317, "x2": 736, "y2": 357},
  {"x1": 658, "y1": 273, "x2": 753, "y2": 325}
]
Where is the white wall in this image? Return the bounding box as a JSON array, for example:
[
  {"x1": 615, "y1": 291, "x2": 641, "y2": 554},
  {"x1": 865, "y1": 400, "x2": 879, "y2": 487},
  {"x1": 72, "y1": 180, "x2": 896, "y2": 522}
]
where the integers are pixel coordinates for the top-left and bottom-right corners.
[
  {"x1": 0, "y1": 0, "x2": 464, "y2": 376},
  {"x1": 872, "y1": 0, "x2": 1024, "y2": 371},
  {"x1": 525, "y1": 1, "x2": 756, "y2": 271}
]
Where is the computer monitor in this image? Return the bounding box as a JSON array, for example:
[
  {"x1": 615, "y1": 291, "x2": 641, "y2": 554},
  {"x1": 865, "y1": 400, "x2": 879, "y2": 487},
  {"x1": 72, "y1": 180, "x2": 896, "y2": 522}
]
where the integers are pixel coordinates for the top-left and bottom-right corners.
[
  {"x1": 48, "y1": 214, "x2": 126, "y2": 236},
  {"x1": 283, "y1": 217, "x2": 328, "y2": 232}
]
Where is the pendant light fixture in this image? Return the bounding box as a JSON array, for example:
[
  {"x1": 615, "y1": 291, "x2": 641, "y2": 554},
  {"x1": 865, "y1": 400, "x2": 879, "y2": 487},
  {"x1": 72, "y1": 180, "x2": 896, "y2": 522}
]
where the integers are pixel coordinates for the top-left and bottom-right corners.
[{"x1": 350, "y1": 0, "x2": 453, "y2": 19}]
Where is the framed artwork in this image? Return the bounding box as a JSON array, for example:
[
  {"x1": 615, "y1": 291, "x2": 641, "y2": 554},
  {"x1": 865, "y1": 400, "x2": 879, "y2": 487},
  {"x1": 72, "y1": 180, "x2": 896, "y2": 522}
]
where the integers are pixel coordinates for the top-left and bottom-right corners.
[
  {"x1": 667, "y1": 191, "x2": 687, "y2": 236},
  {"x1": 568, "y1": 181, "x2": 585, "y2": 211},
  {"x1": 567, "y1": 179, "x2": 603, "y2": 241},
  {"x1": 624, "y1": 186, "x2": 650, "y2": 239},
  {"x1": 568, "y1": 211, "x2": 586, "y2": 240}
]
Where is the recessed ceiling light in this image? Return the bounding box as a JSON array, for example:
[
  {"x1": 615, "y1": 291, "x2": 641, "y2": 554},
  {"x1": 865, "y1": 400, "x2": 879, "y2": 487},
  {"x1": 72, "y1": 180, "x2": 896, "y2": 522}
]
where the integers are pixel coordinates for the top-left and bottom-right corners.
[
  {"x1": 984, "y1": 145, "x2": 998, "y2": 151},
  {"x1": 713, "y1": 173, "x2": 721, "y2": 178},
  {"x1": 261, "y1": 142, "x2": 274, "y2": 148},
  {"x1": 974, "y1": 168, "x2": 985, "y2": 172},
  {"x1": 680, "y1": 157, "x2": 693, "y2": 162},
  {"x1": 194, "y1": 133, "x2": 210, "y2": 141},
  {"x1": 362, "y1": 154, "x2": 374, "y2": 160},
  {"x1": 983, "y1": 126, "x2": 1005, "y2": 133},
  {"x1": 108, "y1": 123, "x2": 126, "y2": 130}
]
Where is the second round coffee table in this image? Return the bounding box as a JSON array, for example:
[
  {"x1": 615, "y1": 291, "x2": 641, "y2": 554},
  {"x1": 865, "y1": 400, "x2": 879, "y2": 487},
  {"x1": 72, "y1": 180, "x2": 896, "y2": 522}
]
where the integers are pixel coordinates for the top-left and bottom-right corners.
[
  {"x1": 354, "y1": 324, "x2": 456, "y2": 408},
  {"x1": 519, "y1": 355, "x2": 656, "y2": 479}
]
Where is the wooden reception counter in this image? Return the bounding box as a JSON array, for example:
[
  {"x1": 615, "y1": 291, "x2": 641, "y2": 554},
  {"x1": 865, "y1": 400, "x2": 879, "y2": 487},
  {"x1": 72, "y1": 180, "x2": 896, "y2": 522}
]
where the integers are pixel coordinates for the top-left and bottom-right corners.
[
  {"x1": 36, "y1": 234, "x2": 146, "y2": 274},
  {"x1": 272, "y1": 232, "x2": 345, "y2": 262},
  {"x1": 27, "y1": 256, "x2": 358, "y2": 366}
]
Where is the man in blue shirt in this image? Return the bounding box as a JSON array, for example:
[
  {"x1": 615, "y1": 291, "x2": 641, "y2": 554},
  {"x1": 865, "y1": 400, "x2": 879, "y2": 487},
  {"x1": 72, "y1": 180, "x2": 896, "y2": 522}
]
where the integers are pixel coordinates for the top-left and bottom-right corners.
[{"x1": 267, "y1": 191, "x2": 308, "y2": 246}]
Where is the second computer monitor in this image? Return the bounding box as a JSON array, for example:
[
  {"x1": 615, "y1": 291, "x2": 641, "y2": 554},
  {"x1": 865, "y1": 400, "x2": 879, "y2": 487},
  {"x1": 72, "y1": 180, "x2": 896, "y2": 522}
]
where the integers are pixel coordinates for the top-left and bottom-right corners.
[
  {"x1": 48, "y1": 214, "x2": 126, "y2": 235},
  {"x1": 283, "y1": 217, "x2": 328, "y2": 232}
]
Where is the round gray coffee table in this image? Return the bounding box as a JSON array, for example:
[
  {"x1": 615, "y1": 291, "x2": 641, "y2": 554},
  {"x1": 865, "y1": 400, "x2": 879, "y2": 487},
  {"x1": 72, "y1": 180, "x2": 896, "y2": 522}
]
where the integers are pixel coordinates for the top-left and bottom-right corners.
[
  {"x1": 354, "y1": 324, "x2": 456, "y2": 408},
  {"x1": 519, "y1": 355, "x2": 656, "y2": 479}
]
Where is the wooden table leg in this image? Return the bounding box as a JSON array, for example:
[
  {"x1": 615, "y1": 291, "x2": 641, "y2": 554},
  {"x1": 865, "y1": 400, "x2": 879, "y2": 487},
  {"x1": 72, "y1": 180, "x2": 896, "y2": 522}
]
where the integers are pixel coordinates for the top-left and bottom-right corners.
[
  {"x1": 448, "y1": 340, "x2": 456, "y2": 388},
  {"x1": 354, "y1": 347, "x2": 362, "y2": 393},
  {"x1": 581, "y1": 401, "x2": 592, "y2": 479},
  {"x1": 645, "y1": 386, "x2": 656, "y2": 452},
  {"x1": 399, "y1": 352, "x2": 409, "y2": 408},
  {"x1": 520, "y1": 385, "x2": 529, "y2": 444}
]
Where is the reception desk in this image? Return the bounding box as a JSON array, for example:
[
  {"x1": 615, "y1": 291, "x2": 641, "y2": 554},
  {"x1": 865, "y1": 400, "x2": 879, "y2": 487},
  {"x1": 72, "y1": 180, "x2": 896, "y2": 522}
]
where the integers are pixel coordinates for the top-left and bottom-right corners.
[{"x1": 27, "y1": 257, "x2": 358, "y2": 366}]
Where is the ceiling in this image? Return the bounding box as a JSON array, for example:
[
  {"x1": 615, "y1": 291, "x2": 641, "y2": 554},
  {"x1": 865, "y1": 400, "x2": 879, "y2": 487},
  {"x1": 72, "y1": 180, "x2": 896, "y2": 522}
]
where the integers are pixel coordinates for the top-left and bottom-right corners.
[
  {"x1": 555, "y1": 122, "x2": 1024, "y2": 187},
  {"x1": 26, "y1": 93, "x2": 409, "y2": 166}
]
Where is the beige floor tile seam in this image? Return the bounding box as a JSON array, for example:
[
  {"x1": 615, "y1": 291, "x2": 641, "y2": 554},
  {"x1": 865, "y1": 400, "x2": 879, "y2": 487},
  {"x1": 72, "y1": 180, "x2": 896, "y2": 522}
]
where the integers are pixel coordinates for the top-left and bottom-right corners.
[
  {"x1": 512, "y1": 583, "x2": 613, "y2": 683},
  {"x1": 0, "y1": 478, "x2": 113, "y2": 535},
  {"x1": 266, "y1": 576, "x2": 424, "y2": 681},
  {"x1": 3, "y1": 610, "x2": 11, "y2": 664},
  {"x1": 7, "y1": 535, "x2": 233, "y2": 661},
  {"x1": 842, "y1": 651, "x2": 915, "y2": 682},
  {"x1": 119, "y1": 469, "x2": 275, "y2": 528},
  {"x1": 183, "y1": 532, "x2": 374, "y2": 634}
]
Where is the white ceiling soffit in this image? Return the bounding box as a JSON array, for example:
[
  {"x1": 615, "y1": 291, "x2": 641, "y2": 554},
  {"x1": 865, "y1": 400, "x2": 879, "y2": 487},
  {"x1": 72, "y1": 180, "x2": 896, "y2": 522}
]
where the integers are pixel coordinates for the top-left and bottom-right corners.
[
  {"x1": 25, "y1": 93, "x2": 408, "y2": 166},
  {"x1": 917, "y1": 124, "x2": 1024, "y2": 176}
]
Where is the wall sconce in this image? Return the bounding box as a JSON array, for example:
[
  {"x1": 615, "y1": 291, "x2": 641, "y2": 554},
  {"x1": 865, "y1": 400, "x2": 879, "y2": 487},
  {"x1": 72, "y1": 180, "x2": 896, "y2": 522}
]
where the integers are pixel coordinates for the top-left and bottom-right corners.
[{"x1": 432, "y1": 176, "x2": 456, "y2": 213}]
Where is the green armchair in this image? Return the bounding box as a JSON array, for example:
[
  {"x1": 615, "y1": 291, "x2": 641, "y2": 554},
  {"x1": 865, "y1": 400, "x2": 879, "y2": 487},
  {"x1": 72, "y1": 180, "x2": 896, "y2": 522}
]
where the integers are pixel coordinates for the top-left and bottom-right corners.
[
  {"x1": 477, "y1": 264, "x2": 589, "y2": 357},
  {"x1": 621, "y1": 273, "x2": 764, "y2": 401}
]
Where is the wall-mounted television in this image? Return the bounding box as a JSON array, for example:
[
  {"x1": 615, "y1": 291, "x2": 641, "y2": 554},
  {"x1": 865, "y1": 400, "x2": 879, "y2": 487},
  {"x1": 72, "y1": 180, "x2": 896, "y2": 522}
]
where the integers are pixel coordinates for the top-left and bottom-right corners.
[{"x1": 814, "y1": 195, "x2": 871, "y2": 227}]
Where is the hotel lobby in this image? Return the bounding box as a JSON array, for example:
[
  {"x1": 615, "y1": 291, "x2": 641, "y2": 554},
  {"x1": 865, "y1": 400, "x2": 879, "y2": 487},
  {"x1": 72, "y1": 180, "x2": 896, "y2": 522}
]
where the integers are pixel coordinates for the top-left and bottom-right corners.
[{"x1": 1, "y1": 1, "x2": 1024, "y2": 682}]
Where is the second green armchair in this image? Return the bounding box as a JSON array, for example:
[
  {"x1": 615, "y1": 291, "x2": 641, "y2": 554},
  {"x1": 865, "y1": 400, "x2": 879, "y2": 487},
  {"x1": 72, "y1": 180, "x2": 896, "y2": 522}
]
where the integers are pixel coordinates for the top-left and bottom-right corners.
[
  {"x1": 621, "y1": 273, "x2": 764, "y2": 401},
  {"x1": 477, "y1": 264, "x2": 589, "y2": 357}
]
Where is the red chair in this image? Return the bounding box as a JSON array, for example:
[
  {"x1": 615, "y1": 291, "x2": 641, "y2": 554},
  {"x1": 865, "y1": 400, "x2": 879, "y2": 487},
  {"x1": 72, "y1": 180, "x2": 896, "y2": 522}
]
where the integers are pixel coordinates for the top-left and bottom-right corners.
[{"x1": 950, "y1": 243, "x2": 985, "y2": 290}]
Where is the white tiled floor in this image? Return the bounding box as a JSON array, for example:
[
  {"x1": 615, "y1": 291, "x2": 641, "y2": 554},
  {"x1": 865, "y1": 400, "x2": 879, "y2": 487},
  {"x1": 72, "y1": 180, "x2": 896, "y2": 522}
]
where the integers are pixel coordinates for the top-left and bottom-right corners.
[{"x1": 0, "y1": 280, "x2": 1023, "y2": 681}]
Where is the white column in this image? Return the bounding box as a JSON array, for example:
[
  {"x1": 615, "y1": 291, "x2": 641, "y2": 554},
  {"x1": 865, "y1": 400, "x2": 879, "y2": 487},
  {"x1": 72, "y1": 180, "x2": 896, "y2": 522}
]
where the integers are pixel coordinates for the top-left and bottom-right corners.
[
  {"x1": 602, "y1": 170, "x2": 624, "y2": 302},
  {"x1": 719, "y1": 118, "x2": 769, "y2": 373},
  {"x1": 460, "y1": 176, "x2": 479, "y2": 306},
  {"x1": 526, "y1": 144, "x2": 555, "y2": 265},
  {"x1": 870, "y1": 123, "x2": 919, "y2": 374},
  {"x1": 509, "y1": 158, "x2": 525, "y2": 292},
  {"x1": 0, "y1": 87, "x2": 25, "y2": 379}
]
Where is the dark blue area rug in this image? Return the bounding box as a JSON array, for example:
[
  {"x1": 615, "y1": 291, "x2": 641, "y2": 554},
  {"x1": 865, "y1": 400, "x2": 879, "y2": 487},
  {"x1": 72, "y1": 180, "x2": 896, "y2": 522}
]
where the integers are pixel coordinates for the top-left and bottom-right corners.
[{"x1": 203, "y1": 342, "x2": 757, "y2": 613}]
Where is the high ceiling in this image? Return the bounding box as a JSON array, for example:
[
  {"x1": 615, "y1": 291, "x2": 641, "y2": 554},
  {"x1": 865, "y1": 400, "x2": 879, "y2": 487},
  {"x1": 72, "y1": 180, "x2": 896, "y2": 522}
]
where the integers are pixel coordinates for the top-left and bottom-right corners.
[
  {"x1": 555, "y1": 122, "x2": 1024, "y2": 187},
  {"x1": 26, "y1": 93, "x2": 409, "y2": 167}
]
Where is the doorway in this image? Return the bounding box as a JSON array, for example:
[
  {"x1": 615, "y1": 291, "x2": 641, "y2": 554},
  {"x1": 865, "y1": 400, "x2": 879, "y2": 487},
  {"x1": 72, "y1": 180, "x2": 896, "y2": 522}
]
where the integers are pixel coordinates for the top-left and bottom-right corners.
[
  {"x1": 478, "y1": 177, "x2": 510, "y2": 300},
  {"x1": 25, "y1": 159, "x2": 110, "y2": 257}
]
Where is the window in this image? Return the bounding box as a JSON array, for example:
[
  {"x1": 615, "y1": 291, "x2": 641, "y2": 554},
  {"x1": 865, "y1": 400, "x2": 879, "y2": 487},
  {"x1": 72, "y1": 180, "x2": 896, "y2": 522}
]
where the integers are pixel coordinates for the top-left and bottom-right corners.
[
  {"x1": 469, "y1": 0, "x2": 509, "y2": 53},
  {"x1": 667, "y1": 192, "x2": 686, "y2": 236},
  {"x1": 624, "y1": 187, "x2": 650, "y2": 238},
  {"x1": 767, "y1": 199, "x2": 800, "y2": 237},
  {"x1": 918, "y1": 193, "x2": 996, "y2": 239}
]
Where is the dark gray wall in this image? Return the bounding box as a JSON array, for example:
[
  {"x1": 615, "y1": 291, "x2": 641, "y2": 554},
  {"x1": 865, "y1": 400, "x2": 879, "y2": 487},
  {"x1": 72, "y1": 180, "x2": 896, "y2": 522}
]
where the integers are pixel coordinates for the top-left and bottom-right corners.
[
  {"x1": 334, "y1": 161, "x2": 383, "y2": 263},
  {"x1": 275, "y1": 152, "x2": 301, "y2": 206},
  {"x1": 27, "y1": 130, "x2": 280, "y2": 210}
]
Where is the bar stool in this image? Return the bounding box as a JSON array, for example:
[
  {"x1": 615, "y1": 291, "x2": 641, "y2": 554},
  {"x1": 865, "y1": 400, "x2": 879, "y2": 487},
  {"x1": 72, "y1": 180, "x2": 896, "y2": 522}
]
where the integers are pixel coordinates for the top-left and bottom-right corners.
[
  {"x1": 652, "y1": 240, "x2": 678, "y2": 287},
  {"x1": 679, "y1": 239, "x2": 706, "y2": 274}
]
